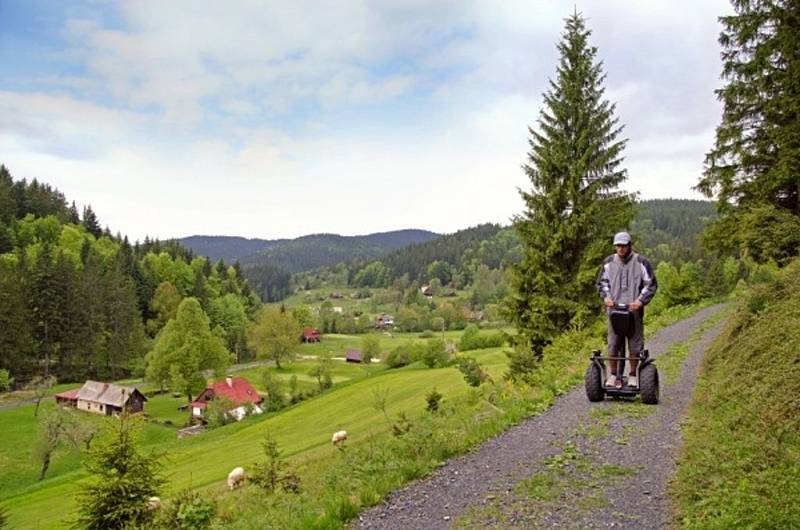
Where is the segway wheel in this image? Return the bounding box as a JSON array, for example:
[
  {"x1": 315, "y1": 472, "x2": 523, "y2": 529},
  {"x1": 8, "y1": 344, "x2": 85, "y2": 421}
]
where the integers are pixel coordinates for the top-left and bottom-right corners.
[
  {"x1": 584, "y1": 362, "x2": 605, "y2": 402},
  {"x1": 640, "y1": 364, "x2": 659, "y2": 405}
]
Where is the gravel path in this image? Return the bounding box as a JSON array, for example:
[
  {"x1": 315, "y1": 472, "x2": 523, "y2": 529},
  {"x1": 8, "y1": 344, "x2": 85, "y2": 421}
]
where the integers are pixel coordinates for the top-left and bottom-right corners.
[{"x1": 354, "y1": 304, "x2": 727, "y2": 530}]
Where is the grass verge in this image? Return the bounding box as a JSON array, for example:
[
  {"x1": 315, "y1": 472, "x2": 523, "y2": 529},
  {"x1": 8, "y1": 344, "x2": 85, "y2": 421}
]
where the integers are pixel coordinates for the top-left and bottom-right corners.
[{"x1": 672, "y1": 261, "x2": 800, "y2": 528}]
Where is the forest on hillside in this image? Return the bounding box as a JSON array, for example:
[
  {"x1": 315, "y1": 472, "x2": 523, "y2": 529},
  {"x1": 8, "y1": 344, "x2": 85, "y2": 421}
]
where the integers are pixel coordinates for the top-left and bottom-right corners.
[{"x1": 0, "y1": 165, "x2": 258, "y2": 383}]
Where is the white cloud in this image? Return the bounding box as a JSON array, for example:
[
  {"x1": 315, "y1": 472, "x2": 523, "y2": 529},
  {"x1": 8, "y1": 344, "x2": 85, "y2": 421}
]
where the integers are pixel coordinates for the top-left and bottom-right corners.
[{"x1": 2, "y1": 0, "x2": 735, "y2": 241}]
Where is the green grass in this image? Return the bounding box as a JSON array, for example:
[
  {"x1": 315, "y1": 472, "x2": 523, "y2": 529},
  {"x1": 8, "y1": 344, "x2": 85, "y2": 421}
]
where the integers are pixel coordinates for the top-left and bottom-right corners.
[
  {"x1": 1, "y1": 349, "x2": 510, "y2": 528},
  {"x1": 0, "y1": 301, "x2": 712, "y2": 529},
  {"x1": 672, "y1": 261, "x2": 800, "y2": 529}
]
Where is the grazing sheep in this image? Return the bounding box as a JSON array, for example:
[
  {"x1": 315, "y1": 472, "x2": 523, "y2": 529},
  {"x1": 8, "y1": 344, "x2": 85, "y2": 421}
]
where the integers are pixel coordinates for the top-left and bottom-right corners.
[
  {"x1": 146, "y1": 496, "x2": 161, "y2": 510},
  {"x1": 331, "y1": 430, "x2": 347, "y2": 444},
  {"x1": 227, "y1": 466, "x2": 246, "y2": 490}
]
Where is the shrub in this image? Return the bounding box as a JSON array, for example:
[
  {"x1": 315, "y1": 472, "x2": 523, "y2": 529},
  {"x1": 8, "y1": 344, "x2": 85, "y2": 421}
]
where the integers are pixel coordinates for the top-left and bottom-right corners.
[
  {"x1": 0, "y1": 369, "x2": 13, "y2": 392},
  {"x1": 308, "y1": 354, "x2": 333, "y2": 392},
  {"x1": 456, "y1": 356, "x2": 490, "y2": 387},
  {"x1": 361, "y1": 334, "x2": 380, "y2": 364},
  {"x1": 288, "y1": 375, "x2": 302, "y2": 403},
  {"x1": 425, "y1": 388, "x2": 443, "y2": 413},
  {"x1": 459, "y1": 324, "x2": 480, "y2": 350},
  {"x1": 261, "y1": 369, "x2": 287, "y2": 411},
  {"x1": 421, "y1": 338, "x2": 449, "y2": 368},
  {"x1": 250, "y1": 432, "x2": 301, "y2": 494},
  {"x1": 392, "y1": 411, "x2": 412, "y2": 437},
  {"x1": 154, "y1": 489, "x2": 216, "y2": 530},
  {"x1": 205, "y1": 396, "x2": 236, "y2": 429},
  {"x1": 418, "y1": 329, "x2": 435, "y2": 338},
  {"x1": 385, "y1": 346, "x2": 413, "y2": 368},
  {"x1": 459, "y1": 324, "x2": 506, "y2": 351}
]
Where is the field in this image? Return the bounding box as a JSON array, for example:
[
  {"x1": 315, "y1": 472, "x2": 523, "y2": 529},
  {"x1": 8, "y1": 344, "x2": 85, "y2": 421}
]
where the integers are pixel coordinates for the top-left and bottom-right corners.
[
  {"x1": 0, "y1": 303, "x2": 707, "y2": 529},
  {"x1": 0, "y1": 329, "x2": 507, "y2": 529}
]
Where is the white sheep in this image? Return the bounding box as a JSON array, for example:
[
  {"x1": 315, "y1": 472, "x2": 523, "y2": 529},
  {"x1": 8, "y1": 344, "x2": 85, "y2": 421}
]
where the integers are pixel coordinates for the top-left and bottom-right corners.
[
  {"x1": 227, "y1": 466, "x2": 246, "y2": 490},
  {"x1": 331, "y1": 430, "x2": 347, "y2": 445},
  {"x1": 146, "y1": 496, "x2": 161, "y2": 510}
]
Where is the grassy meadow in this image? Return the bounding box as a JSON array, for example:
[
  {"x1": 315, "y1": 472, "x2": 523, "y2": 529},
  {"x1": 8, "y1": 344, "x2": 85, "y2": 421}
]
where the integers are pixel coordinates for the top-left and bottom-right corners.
[{"x1": 0, "y1": 302, "x2": 710, "y2": 529}]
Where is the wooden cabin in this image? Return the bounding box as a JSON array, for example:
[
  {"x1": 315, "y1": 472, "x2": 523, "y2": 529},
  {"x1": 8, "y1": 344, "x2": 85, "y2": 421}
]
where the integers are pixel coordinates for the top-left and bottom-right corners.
[{"x1": 58, "y1": 380, "x2": 146, "y2": 416}]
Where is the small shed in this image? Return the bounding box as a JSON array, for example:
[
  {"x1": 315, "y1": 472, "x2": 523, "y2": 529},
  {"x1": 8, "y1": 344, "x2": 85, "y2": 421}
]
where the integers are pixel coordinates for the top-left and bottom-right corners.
[
  {"x1": 302, "y1": 327, "x2": 322, "y2": 343},
  {"x1": 346, "y1": 349, "x2": 363, "y2": 363}
]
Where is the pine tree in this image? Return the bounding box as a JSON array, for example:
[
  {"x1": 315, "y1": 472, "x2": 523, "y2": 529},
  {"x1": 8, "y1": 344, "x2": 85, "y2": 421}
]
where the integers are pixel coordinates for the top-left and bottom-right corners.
[
  {"x1": 0, "y1": 254, "x2": 33, "y2": 374},
  {"x1": 698, "y1": 0, "x2": 800, "y2": 260},
  {"x1": 506, "y1": 13, "x2": 634, "y2": 362},
  {"x1": 81, "y1": 205, "x2": 102, "y2": 238},
  {"x1": 75, "y1": 413, "x2": 164, "y2": 529},
  {"x1": 68, "y1": 201, "x2": 80, "y2": 224},
  {"x1": 30, "y1": 244, "x2": 69, "y2": 378}
]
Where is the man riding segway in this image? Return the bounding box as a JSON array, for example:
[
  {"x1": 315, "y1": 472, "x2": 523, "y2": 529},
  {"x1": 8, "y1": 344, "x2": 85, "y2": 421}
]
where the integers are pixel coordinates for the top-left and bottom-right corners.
[{"x1": 596, "y1": 231, "x2": 658, "y2": 390}]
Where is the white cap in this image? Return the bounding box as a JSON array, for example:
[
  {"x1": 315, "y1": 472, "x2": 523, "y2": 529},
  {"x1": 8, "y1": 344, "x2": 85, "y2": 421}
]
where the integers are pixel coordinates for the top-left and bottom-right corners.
[{"x1": 613, "y1": 231, "x2": 632, "y2": 245}]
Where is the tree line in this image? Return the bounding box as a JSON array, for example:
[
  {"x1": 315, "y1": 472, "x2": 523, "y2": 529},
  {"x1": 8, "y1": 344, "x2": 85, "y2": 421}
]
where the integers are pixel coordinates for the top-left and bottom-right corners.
[{"x1": 0, "y1": 165, "x2": 259, "y2": 383}]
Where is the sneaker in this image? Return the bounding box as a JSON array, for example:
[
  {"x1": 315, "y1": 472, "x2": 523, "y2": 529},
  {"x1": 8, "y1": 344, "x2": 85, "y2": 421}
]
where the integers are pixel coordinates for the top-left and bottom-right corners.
[
  {"x1": 627, "y1": 375, "x2": 638, "y2": 388},
  {"x1": 605, "y1": 374, "x2": 617, "y2": 387}
]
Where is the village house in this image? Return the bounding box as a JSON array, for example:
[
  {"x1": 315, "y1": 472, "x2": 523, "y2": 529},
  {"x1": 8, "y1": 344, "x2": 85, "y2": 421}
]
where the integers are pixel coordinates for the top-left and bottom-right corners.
[
  {"x1": 55, "y1": 380, "x2": 147, "y2": 416},
  {"x1": 190, "y1": 376, "x2": 263, "y2": 422},
  {"x1": 302, "y1": 327, "x2": 322, "y2": 343},
  {"x1": 420, "y1": 285, "x2": 434, "y2": 297},
  {"x1": 375, "y1": 313, "x2": 394, "y2": 330}
]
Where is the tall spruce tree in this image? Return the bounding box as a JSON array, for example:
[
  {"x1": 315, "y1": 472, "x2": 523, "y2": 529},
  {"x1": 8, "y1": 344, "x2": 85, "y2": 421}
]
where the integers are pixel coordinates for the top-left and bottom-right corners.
[
  {"x1": 81, "y1": 205, "x2": 102, "y2": 238},
  {"x1": 698, "y1": 0, "x2": 800, "y2": 261},
  {"x1": 75, "y1": 413, "x2": 164, "y2": 529},
  {"x1": 506, "y1": 13, "x2": 634, "y2": 364}
]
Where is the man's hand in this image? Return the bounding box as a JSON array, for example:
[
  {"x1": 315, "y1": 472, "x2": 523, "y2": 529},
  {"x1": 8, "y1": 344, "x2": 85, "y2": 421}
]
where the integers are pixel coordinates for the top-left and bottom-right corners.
[
  {"x1": 629, "y1": 300, "x2": 643, "y2": 311},
  {"x1": 604, "y1": 297, "x2": 614, "y2": 308}
]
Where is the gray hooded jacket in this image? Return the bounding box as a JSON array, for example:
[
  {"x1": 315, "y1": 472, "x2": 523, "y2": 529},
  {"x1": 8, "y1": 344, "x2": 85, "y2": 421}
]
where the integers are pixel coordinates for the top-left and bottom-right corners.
[{"x1": 596, "y1": 252, "x2": 657, "y2": 308}]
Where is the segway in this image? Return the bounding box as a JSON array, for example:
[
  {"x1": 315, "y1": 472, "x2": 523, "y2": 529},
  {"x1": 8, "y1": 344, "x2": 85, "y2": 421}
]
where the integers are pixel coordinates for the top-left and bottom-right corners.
[{"x1": 584, "y1": 304, "x2": 659, "y2": 404}]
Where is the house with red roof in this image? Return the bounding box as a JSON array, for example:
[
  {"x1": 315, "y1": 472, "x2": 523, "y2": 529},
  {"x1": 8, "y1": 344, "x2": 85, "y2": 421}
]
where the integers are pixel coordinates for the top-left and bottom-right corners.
[{"x1": 190, "y1": 376, "x2": 263, "y2": 422}]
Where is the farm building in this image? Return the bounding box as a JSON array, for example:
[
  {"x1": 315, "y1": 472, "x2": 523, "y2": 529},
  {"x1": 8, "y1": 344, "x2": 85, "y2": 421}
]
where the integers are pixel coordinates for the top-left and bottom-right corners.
[
  {"x1": 302, "y1": 327, "x2": 322, "y2": 343},
  {"x1": 55, "y1": 381, "x2": 146, "y2": 416},
  {"x1": 191, "y1": 376, "x2": 263, "y2": 421},
  {"x1": 346, "y1": 349, "x2": 363, "y2": 363},
  {"x1": 375, "y1": 313, "x2": 394, "y2": 330}
]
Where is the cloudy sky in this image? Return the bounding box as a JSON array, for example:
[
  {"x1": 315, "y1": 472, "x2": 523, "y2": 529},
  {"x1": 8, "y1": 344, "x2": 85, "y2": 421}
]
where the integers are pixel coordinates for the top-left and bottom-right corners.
[{"x1": 0, "y1": 0, "x2": 733, "y2": 242}]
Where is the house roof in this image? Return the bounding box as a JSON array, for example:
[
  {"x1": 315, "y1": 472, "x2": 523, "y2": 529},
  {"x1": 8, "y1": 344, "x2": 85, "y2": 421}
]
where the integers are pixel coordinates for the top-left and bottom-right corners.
[
  {"x1": 346, "y1": 349, "x2": 362, "y2": 361},
  {"x1": 75, "y1": 380, "x2": 145, "y2": 407},
  {"x1": 196, "y1": 377, "x2": 262, "y2": 407},
  {"x1": 303, "y1": 327, "x2": 321, "y2": 337}
]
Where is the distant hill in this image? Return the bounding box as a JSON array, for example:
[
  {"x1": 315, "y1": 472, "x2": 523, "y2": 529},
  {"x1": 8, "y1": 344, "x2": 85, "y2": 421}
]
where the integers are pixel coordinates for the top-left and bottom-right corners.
[
  {"x1": 178, "y1": 235, "x2": 285, "y2": 263},
  {"x1": 377, "y1": 223, "x2": 509, "y2": 281},
  {"x1": 632, "y1": 199, "x2": 717, "y2": 263},
  {"x1": 179, "y1": 229, "x2": 439, "y2": 273}
]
